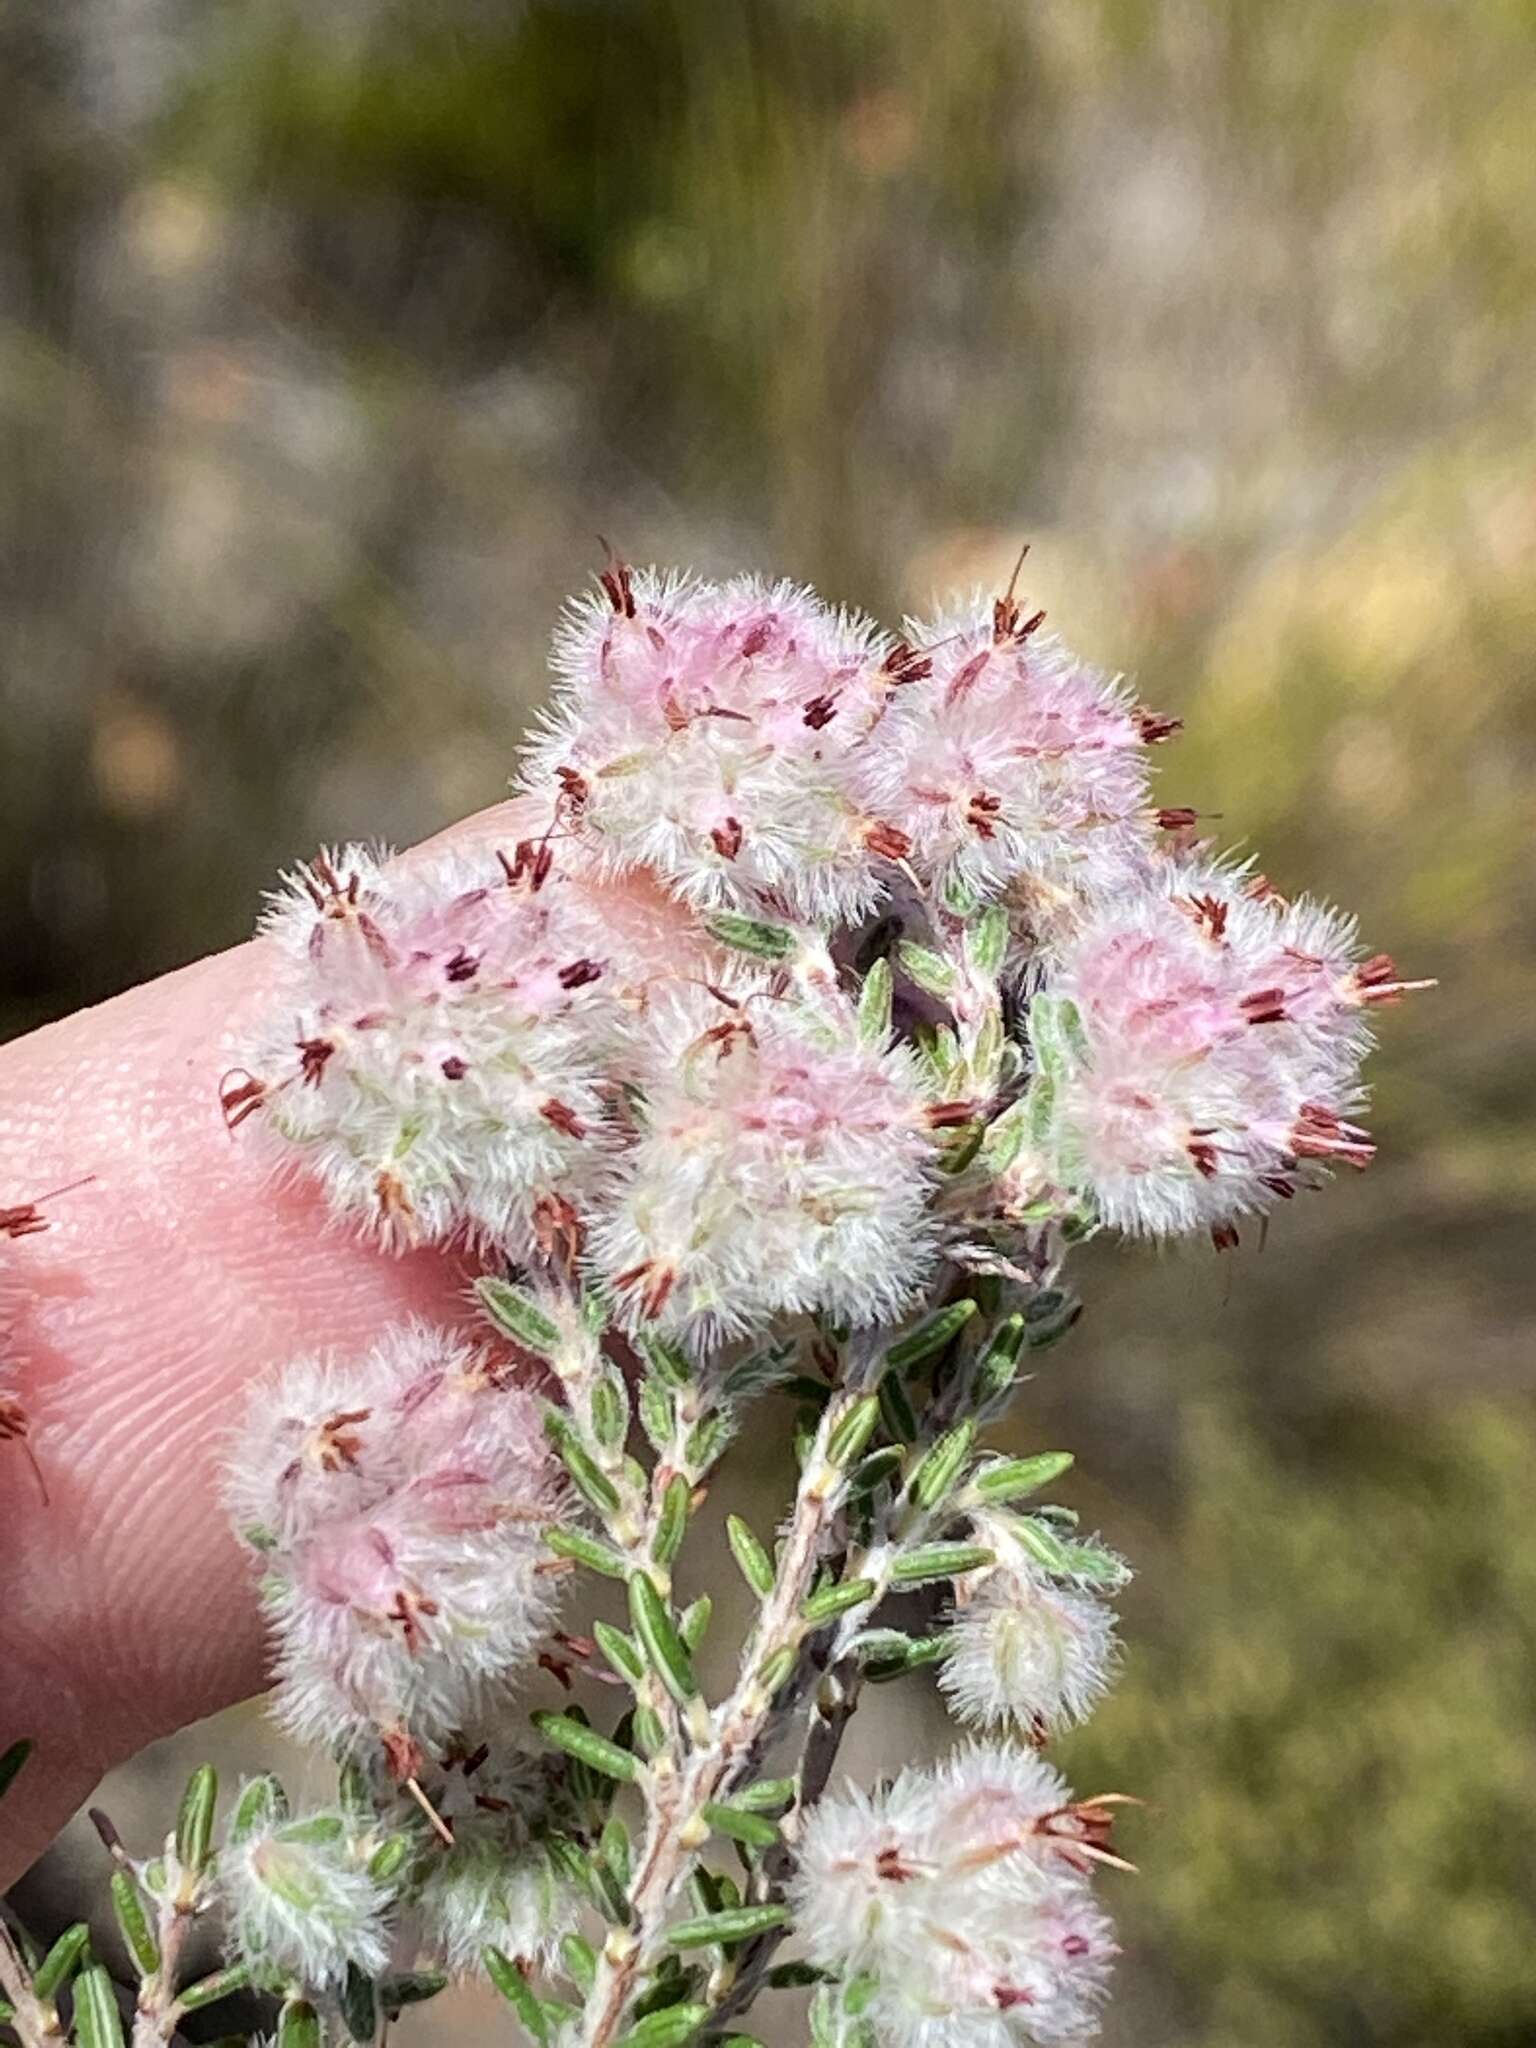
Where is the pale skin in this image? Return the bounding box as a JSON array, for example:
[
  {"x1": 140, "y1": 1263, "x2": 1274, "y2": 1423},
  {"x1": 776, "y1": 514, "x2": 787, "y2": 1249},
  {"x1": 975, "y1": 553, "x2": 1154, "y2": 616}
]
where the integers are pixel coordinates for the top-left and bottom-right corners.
[{"x1": 0, "y1": 802, "x2": 683, "y2": 1891}]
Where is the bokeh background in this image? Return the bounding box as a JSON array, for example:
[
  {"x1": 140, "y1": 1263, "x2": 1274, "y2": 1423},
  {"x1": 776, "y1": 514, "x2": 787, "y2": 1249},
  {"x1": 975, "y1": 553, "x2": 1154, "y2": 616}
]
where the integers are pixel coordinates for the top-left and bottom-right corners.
[{"x1": 4, "y1": 3, "x2": 1535, "y2": 2045}]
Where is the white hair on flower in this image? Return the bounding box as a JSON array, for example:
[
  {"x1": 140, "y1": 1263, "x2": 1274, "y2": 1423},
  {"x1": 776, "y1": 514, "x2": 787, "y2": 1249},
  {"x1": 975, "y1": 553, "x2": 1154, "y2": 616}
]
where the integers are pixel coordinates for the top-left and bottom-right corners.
[
  {"x1": 588, "y1": 973, "x2": 941, "y2": 1345},
  {"x1": 219, "y1": 1806, "x2": 394, "y2": 1991},
  {"x1": 792, "y1": 1744, "x2": 1122, "y2": 2045},
  {"x1": 523, "y1": 564, "x2": 911, "y2": 925},
  {"x1": 226, "y1": 1321, "x2": 565, "y2": 1760}
]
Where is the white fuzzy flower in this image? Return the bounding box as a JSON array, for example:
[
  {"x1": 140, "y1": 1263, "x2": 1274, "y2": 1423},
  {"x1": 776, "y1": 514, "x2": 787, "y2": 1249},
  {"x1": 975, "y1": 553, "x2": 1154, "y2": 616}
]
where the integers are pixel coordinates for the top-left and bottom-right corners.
[
  {"x1": 1027, "y1": 855, "x2": 1425, "y2": 1242},
  {"x1": 941, "y1": 1549, "x2": 1119, "y2": 1739},
  {"x1": 406, "y1": 1742, "x2": 579, "y2": 1975},
  {"x1": 230, "y1": 841, "x2": 620, "y2": 1254},
  {"x1": 792, "y1": 1745, "x2": 1122, "y2": 2046},
  {"x1": 589, "y1": 978, "x2": 940, "y2": 1346},
  {"x1": 227, "y1": 1323, "x2": 565, "y2": 1760},
  {"x1": 523, "y1": 566, "x2": 908, "y2": 924},
  {"x1": 220, "y1": 1809, "x2": 394, "y2": 1991},
  {"x1": 850, "y1": 595, "x2": 1164, "y2": 917}
]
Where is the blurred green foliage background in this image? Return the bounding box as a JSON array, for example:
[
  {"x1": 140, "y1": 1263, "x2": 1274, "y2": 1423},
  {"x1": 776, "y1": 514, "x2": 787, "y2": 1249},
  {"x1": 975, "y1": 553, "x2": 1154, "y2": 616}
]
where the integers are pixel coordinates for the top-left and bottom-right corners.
[{"x1": 3, "y1": 3, "x2": 1533, "y2": 2044}]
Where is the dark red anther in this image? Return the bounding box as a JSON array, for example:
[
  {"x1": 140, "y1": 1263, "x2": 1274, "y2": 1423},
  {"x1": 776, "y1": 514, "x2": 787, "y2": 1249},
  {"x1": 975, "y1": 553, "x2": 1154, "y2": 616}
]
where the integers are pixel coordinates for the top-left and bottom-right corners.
[
  {"x1": 316, "y1": 1408, "x2": 371, "y2": 1472},
  {"x1": 533, "y1": 1190, "x2": 585, "y2": 1275},
  {"x1": 556, "y1": 765, "x2": 589, "y2": 814},
  {"x1": 444, "y1": 947, "x2": 480, "y2": 984},
  {"x1": 558, "y1": 957, "x2": 604, "y2": 990},
  {"x1": 502, "y1": 839, "x2": 554, "y2": 892},
  {"x1": 613, "y1": 1260, "x2": 677, "y2": 1320},
  {"x1": 1211, "y1": 1223, "x2": 1240, "y2": 1252},
  {"x1": 1239, "y1": 987, "x2": 1290, "y2": 1025},
  {"x1": 440, "y1": 1056, "x2": 469, "y2": 1081},
  {"x1": 883, "y1": 639, "x2": 933, "y2": 685},
  {"x1": 298, "y1": 1036, "x2": 335, "y2": 1086},
  {"x1": 994, "y1": 1988, "x2": 1037, "y2": 2012},
  {"x1": 802, "y1": 693, "x2": 838, "y2": 729},
  {"x1": 1135, "y1": 709, "x2": 1183, "y2": 744},
  {"x1": 1156, "y1": 807, "x2": 1201, "y2": 832},
  {"x1": 927, "y1": 1100, "x2": 980, "y2": 1128},
  {"x1": 711, "y1": 817, "x2": 744, "y2": 861},
  {"x1": 1061, "y1": 1936, "x2": 1091, "y2": 1959},
  {"x1": 381, "y1": 1726, "x2": 425, "y2": 1785},
  {"x1": 1183, "y1": 893, "x2": 1229, "y2": 942},
  {"x1": 967, "y1": 791, "x2": 1002, "y2": 839},
  {"x1": 1244, "y1": 871, "x2": 1285, "y2": 905},
  {"x1": 874, "y1": 1845, "x2": 919, "y2": 1884},
  {"x1": 1187, "y1": 1139, "x2": 1220, "y2": 1179},
  {"x1": 739, "y1": 619, "x2": 774, "y2": 659},
  {"x1": 1260, "y1": 1175, "x2": 1296, "y2": 1200},
  {"x1": 660, "y1": 689, "x2": 690, "y2": 733},
  {"x1": 540, "y1": 1098, "x2": 587, "y2": 1140},
  {"x1": 865, "y1": 820, "x2": 913, "y2": 861},
  {"x1": 598, "y1": 549, "x2": 636, "y2": 618},
  {"x1": 219, "y1": 1069, "x2": 267, "y2": 1131},
  {"x1": 948, "y1": 650, "x2": 991, "y2": 701}
]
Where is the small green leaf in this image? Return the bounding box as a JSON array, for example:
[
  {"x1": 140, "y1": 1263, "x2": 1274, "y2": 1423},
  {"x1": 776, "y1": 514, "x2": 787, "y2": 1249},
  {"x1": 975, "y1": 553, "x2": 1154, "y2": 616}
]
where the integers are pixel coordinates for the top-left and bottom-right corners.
[
  {"x1": 73, "y1": 1966, "x2": 125, "y2": 2048},
  {"x1": 546, "y1": 1522, "x2": 630, "y2": 1578},
  {"x1": 886, "y1": 1299, "x2": 978, "y2": 1373},
  {"x1": 877, "y1": 1371, "x2": 918, "y2": 1444},
  {"x1": 667, "y1": 1904, "x2": 789, "y2": 1950},
  {"x1": 765, "y1": 1960, "x2": 834, "y2": 1988},
  {"x1": 976, "y1": 1313, "x2": 1027, "y2": 1401},
  {"x1": 110, "y1": 1872, "x2": 159, "y2": 1977},
  {"x1": 339, "y1": 1966, "x2": 377, "y2": 2044},
  {"x1": 700, "y1": 1801, "x2": 780, "y2": 1849},
  {"x1": 278, "y1": 2000, "x2": 321, "y2": 2048},
  {"x1": 972, "y1": 1452, "x2": 1074, "y2": 1503},
  {"x1": 367, "y1": 1832, "x2": 414, "y2": 1883},
  {"x1": 679, "y1": 1594, "x2": 713, "y2": 1653},
  {"x1": 968, "y1": 904, "x2": 1009, "y2": 979},
  {"x1": 733, "y1": 1775, "x2": 795, "y2": 1811},
  {"x1": 801, "y1": 1578, "x2": 876, "y2": 1626},
  {"x1": 379, "y1": 1972, "x2": 448, "y2": 2014},
  {"x1": 911, "y1": 1420, "x2": 977, "y2": 1509},
  {"x1": 594, "y1": 1620, "x2": 647, "y2": 1687},
  {"x1": 174, "y1": 1764, "x2": 217, "y2": 1875},
  {"x1": 889, "y1": 1541, "x2": 995, "y2": 1586},
  {"x1": 177, "y1": 1966, "x2": 252, "y2": 2014},
  {"x1": 726, "y1": 1515, "x2": 776, "y2": 1599},
  {"x1": 589, "y1": 1372, "x2": 630, "y2": 1451},
  {"x1": 652, "y1": 1474, "x2": 691, "y2": 1567},
  {"x1": 546, "y1": 1415, "x2": 623, "y2": 1515},
  {"x1": 1007, "y1": 1517, "x2": 1073, "y2": 1572},
  {"x1": 31, "y1": 1922, "x2": 91, "y2": 2002},
  {"x1": 704, "y1": 913, "x2": 797, "y2": 960},
  {"x1": 599, "y1": 1815, "x2": 632, "y2": 1888},
  {"x1": 485, "y1": 1948, "x2": 551, "y2": 2045},
  {"x1": 560, "y1": 1934, "x2": 597, "y2": 1994},
  {"x1": 825, "y1": 1393, "x2": 881, "y2": 1469},
  {"x1": 476, "y1": 1277, "x2": 561, "y2": 1355},
  {"x1": 857, "y1": 957, "x2": 893, "y2": 1044},
  {"x1": 754, "y1": 1644, "x2": 796, "y2": 1697},
  {"x1": 897, "y1": 940, "x2": 957, "y2": 998},
  {"x1": 614, "y1": 2003, "x2": 712, "y2": 2048},
  {"x1": 638, "y1": 1377, "x2": 675, "y2": 1450},
  {"x1": 629, "y1": 1572, "x2": 700, "y2": 1703},
  {"x1": 229, "y1": 1772, "x2": 286, "y2": 1842},
  {"x1": 531, "y1": 1712, "x2": 638, "y2": 1783}
]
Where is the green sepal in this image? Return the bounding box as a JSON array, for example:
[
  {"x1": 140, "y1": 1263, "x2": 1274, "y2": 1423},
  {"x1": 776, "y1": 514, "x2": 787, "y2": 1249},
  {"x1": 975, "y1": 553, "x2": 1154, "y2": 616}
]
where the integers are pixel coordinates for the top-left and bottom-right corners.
[
  {"x1": 1006, "y1": 1516, "x2": 1073, "y2": 1573},
  {"x1": 367, "y1": 1832, "x2": 414, "y2": 1883},
  {"x1": 857, "y1": 957, "x2": 893, "y2": 1044},
  {"x1": 897, "y1": 940, "x2": 957, "y2": 998},
  {"x1": 230, "y1": 1772, "x2": 286, "y2": 1842},
  {"x1": 278, "y1": 2000, "x2": 321, "y2": 2048}
]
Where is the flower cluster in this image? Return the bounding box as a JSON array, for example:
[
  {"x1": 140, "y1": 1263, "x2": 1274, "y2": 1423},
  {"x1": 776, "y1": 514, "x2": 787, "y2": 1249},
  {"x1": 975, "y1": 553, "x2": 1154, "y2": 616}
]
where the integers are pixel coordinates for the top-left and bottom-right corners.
[
  {"x1": 226, "y1": 1322, "x2": 564, "y2": 1765},
  {"x1": 793, "y1": 1745, "x2": 1122, "y2": 2046},
  {"x1": 1028, "y1": 858, "x2": 1426, "y2": 1241},
  {"x1": 192, "y1": 553, "x2": 1424, "y2": 2048}
]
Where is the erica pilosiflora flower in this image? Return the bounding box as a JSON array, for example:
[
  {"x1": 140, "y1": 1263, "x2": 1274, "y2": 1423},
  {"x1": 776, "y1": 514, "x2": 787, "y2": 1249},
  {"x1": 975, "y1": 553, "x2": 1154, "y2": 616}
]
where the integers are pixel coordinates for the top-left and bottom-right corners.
[
  {"x1": 590, "y1": 976, "x2": 940, "y2": 1344},
  {"x1": 941, "y1": 1518, "x2": 1124, "y2": 1739},
  {"x1": 1025, "y1": 858, "x2": 1429, "y2": 1242},
  {"x1": 226, "y1": 1323, "x2": 564, "y2": 1764},
  {"x1": 792, "y1": 1745, "x2": 1123, "y2": 2045},
  {"x1": 219, "y1": 1798, "x2": 395, "y2": 1991},
  {"x1": 851, "y1": 591, "x2": 1166, "y2": 919},
  {"x1": 526, "y1": 566, "x2": 907, "y2": 923},
  {"x1": 228, "y1": 841, "x2": 621, "y2": 1252}
]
